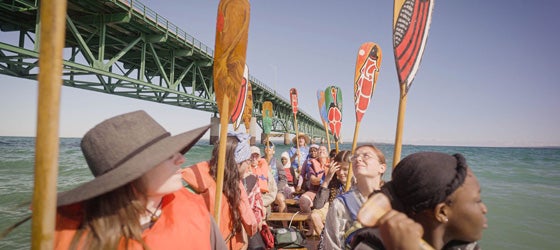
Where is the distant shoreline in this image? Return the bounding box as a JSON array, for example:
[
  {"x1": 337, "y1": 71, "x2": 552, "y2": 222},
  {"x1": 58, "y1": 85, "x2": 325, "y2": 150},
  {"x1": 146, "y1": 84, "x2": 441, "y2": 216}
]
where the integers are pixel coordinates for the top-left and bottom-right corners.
[{"x1": 1, "y1": 135, "x2": 558, "y2": 149}]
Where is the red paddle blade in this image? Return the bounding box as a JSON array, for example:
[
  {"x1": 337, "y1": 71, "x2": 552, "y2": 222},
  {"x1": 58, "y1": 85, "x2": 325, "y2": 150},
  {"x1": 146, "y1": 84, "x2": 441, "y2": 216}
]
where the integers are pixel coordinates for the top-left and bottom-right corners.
[
  {"x1": 354, "y1": 42, "x2": 382, "y2": 122},
  {"x1": 393, "y1": 0, "x2": 434, "y2": 95},
  {"x1": 325, "y1": 86, "x2": 342, "y2": 141},
  {"x1": 290, "y1": 88, "x2": 298, "y2": 115},
  {"x1": 231, "y1": 64, "x2": 249, "y2": 129},
  {"x1": 213, "y1": 0, "x2": 250, "y2": 116}
]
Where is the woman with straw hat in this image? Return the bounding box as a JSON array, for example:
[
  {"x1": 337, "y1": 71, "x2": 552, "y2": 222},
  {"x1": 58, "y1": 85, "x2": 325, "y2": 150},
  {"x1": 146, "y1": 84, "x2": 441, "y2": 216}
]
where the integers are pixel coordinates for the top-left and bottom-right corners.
[
  {"x1": 54, "y1": 110, "x2": 225, "y2": 249},
  {"x1": 288, "y1": 133, "x2": 311, "y2": 178}
]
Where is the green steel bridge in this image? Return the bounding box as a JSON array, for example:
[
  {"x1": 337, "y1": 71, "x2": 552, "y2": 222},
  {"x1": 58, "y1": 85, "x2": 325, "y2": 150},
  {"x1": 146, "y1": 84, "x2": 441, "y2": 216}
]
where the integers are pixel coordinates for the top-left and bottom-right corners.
[{"x1": 0, "y1": 0, "x2": 325, "y2": 143}]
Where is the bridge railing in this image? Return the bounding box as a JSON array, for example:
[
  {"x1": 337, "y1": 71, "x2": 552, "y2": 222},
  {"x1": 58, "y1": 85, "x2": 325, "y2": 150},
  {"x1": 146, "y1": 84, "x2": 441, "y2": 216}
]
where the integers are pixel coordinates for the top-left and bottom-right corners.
[
  {"x1": 116, "y1": 0, "x2": 214, "y2": 57},
  {"x1": 249, "y1": 75, "x2": 320, "y2": 127}
]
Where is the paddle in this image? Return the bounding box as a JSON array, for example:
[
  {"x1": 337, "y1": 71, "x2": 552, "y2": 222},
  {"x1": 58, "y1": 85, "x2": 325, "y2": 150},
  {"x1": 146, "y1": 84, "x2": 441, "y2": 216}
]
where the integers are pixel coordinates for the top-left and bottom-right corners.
[
  {"x1": 32, "y1": 0, "x2": 68, "y2": 248},
  {"x1": 212, "y1": 0, "x2": 250, "y2": 223},
  {"x1": 325, "y1": 86, "x2": 343, "y2": 152},
  {"x1": 289, "y1": 88, "x2": 302, "y2": 167},
  {"x1": 262, "y1": 101, "x2": 273, "y2": 147},
  {"x1": 316, "y1": 89, "x2": 332, "y2": 152},
  {"x1": 346, "y1": 42, "x2": 383, "y2": 192},
  {"x1": 231, "y1": 64, "x2": 249, "y2": 130},
  {"x1": 392, "y1": 0, "x2": 434, "y2": 168},
  {"x1": 242, "y1": 81, "x2": 253, "y2": 133}
]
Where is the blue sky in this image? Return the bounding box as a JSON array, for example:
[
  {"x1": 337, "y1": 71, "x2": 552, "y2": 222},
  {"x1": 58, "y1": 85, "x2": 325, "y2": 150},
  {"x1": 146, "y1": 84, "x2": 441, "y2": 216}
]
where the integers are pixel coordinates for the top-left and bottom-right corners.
[{"x1": 1, "y1": 0, "x2": 559, "y2": 147}]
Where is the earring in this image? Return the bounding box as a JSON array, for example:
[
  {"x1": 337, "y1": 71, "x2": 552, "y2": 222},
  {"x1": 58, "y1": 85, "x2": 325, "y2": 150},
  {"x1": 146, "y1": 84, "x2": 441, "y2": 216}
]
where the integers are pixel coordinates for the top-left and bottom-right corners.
[{"x1": 443, "y1": 217, "x2": 448, "y2": 223}]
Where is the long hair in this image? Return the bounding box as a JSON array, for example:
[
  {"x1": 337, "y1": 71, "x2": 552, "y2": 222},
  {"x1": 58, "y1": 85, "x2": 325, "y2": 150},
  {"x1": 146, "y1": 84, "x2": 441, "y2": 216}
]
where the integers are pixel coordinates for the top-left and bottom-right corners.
[
  {"x1": 354, "y1": 144, "x2": 386, "y2": 187},
  {"x1": 208, "y1": 136, "x2": 242, "y2": 236},
  {"x1": 70, "y1": 180, "x2": 149, "y2": 250},
  {"x1": 328, "y1": 150, "x2": 353, "y2": 202}
]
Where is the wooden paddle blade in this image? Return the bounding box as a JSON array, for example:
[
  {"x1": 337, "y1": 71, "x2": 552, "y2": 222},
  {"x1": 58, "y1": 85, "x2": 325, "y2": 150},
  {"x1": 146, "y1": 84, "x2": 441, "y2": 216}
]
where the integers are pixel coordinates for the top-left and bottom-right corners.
[
  {"x1": 290, "y1": 88, "x2": 298, "y2": 115},
  {"x1": 242, "y1": 82, "x2": 253, "y2": 131},
  {"x1": 213, "y1": 0, "x2": 251, "y2": 116},
  {"x1": 393, "y1": 0, "x2": 434, "y2": 95},
  {"x1": 262, "y1": 101, "x2": 273, "y2": 134},
  {"x1": 316, "y1": 89, "x2": 328, "y2": 123},
  {"x1": 325, "y1": 86, "x2": 343, "y2": 141},
  {"x1": 354, "y1": 42, "x2": 382, "y2": 122},
  {"x1": 231, "y1": 64, "x2": 249, "y2": 129}
]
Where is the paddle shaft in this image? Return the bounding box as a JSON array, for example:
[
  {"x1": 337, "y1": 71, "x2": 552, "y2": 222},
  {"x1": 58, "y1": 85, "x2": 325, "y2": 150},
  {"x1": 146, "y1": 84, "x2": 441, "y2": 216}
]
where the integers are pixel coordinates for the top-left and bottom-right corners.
[
  {"x1": 32, "y1": 0, "x2": 67, "y2": 249},
  {"x1": 392, "y1": 85, "x2": 408, "y2": 168},
  {"x1": 322, "y1": 121, "x2": 331, "y2": 152},
  {"x1": 344, "y1": 122, "x2": 361, "y2": 191},
  {"x1": 213, "y1": 99, "x2": 230, "y2": 223},
  {"x1": 293, "y1": 114, "x2": 301, "y2": 168}
]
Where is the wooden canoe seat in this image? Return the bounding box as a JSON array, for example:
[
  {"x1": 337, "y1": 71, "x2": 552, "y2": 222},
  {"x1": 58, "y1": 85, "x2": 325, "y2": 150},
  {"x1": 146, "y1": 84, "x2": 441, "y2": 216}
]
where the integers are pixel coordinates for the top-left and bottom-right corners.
[
  {"x1": 267, "y1": 212, "x2": 310, "y2": 231},
  {"x1": 285, "y1": 198, "x2": 298, "y2": 206}
]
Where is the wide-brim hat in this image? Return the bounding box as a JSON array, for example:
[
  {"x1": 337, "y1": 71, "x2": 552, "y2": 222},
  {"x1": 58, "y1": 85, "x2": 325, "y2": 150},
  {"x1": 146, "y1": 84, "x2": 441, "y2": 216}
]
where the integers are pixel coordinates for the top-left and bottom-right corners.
[
  {"x1": 57, "y1": 110, "x2": 210, "y2": 206},
  {"x1": 292, "y1": 133, "x2": 310, "y2": 145}
]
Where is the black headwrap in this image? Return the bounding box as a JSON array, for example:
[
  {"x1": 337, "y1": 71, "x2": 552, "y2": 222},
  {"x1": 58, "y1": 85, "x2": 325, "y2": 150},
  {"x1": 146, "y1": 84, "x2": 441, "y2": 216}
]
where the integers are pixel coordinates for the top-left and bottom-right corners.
[{"x1": 381, "y1": 152, "x2": 468, "y2": 215}]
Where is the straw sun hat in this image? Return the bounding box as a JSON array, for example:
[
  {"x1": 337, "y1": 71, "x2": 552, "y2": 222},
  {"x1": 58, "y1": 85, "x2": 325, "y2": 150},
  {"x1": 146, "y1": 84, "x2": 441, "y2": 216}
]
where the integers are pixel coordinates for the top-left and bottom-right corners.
[
  {"x1": 291, "y1": 133, "x2": 310, "y2": 145},
  {"x1": 56, "y1": 110, "x2": 210, "y2": 206}
]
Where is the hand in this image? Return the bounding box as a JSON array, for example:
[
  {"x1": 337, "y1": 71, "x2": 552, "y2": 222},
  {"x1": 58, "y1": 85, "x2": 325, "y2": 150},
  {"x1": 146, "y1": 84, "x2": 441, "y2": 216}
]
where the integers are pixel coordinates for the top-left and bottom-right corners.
[
  {"x1": 324, "y1": 162, "x2": 339, "y2": 185},
  {"x1": 378, "y1": 210, "x2": 424, "y2": 250}
]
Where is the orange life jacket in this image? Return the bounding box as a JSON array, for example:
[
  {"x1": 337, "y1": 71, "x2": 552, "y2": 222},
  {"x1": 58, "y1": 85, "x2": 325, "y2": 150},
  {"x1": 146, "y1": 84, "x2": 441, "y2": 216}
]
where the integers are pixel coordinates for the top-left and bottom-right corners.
[
  {"x1": 54, "y1": 189, "x2": 212, "y2": 249},
  {"x1": 252, "y1": 158, "x2": 271, "y2": 193},
  {"x1": 182, "y1": 161, "x2": 257, "y2": 250}
]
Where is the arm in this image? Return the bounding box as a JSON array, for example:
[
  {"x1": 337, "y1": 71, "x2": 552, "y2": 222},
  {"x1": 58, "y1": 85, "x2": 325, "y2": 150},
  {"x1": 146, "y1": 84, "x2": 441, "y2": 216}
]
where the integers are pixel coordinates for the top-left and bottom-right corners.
[
  {"x1": 276, "y1": 158, "x2": 287, "y2": 191},
  {"x1": 312, "y1": 186, "x2": 330, "y2": 209},
  {"x1": 238, "y1": 181, "x2": 258, "y2": 236},
  {"x1": 209, "y1": 216, "x2": 228, "y2": 250},
  {"x1": 322, "y1": 198, "x2": 346, "y2": 250},
  {"x1": 309, "y1": 159, "x2": 325, "y2": 186},
  {"x1": 262, "y1": 170, "x2": 277, "y2": 207}
]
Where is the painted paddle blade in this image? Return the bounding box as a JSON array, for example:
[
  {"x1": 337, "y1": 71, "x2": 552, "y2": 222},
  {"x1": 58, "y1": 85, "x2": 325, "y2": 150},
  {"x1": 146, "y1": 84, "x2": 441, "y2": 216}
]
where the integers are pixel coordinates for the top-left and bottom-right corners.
[
  {"x1": 290, "y1": 88, "x2": 298, "y2": 115},
  {"x1": 242, "y1": 82, "x2": 253, "y2": 131},
  {"x1": 317, "y1": 89, "x2": 328, "y2": 123},
  {"x1": 393, "y1": 0, "x2": 434, "y2": 95},
  {"x1": 213, "y1": 0, "x2": 250, "y2": 116},
  {"x1": 231, "y1": 64, "x2": 249, "y2": 129},
  {"x1": 354, "y1": 42, "x2": 382, "y2": 122},
  {"x1": 212, "y1": 0, "x2": 250, "y2": 224},
  {"x1": 262, "y1": 101, "x2": 273, "y2": 134},
  {"x1": 325, "y1": 86, "x2": 343, "y2": 141}
]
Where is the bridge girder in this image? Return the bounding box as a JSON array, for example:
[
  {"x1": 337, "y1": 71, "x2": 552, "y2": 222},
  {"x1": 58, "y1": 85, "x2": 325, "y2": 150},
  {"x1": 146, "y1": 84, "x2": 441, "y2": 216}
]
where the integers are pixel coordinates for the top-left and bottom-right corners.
[{"x1": 0, "y1": 0, "x2": 325, "y2": 140}]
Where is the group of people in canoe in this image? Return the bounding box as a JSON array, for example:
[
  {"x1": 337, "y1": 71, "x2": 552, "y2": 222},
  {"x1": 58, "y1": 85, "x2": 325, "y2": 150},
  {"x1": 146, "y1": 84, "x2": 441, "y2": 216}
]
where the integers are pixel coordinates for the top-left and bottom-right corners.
[{"x1": 4, "y1": 110, "x2": 487, "y2": 249}]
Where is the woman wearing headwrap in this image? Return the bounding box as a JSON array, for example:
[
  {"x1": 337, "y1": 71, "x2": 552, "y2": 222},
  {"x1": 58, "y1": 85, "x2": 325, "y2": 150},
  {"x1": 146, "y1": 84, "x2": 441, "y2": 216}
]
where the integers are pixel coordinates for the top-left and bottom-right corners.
[
  {"x1": 182, "y1": 131, "x2": 258, "y2": 250},
  {"x1": 280, "y1": 151, "x2": 296, "y2": 199},
  {"x1": 351, "y1": 152, "x2": 488, "y2": 250}
]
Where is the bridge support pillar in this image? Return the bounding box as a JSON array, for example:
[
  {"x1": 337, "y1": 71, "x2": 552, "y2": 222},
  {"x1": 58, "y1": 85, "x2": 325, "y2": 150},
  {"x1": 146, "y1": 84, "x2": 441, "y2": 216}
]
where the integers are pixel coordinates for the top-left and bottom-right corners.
[
  {"x1": 284, "y1": 133, "x2": 291, "y2": 145},
  {"x1": 249, "y1": 117, "x2": 257, "y2": 145},
  {"x1": 210, "y1": 116, "x2": 219, "y2": 145}
]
